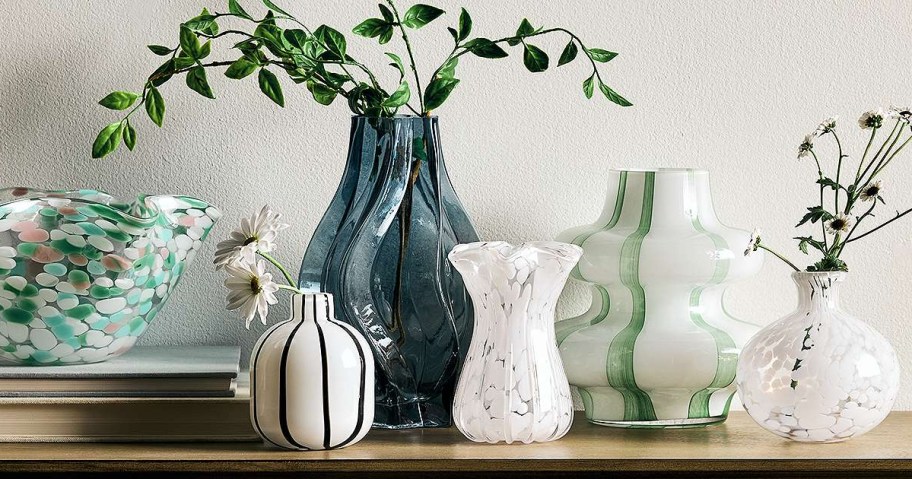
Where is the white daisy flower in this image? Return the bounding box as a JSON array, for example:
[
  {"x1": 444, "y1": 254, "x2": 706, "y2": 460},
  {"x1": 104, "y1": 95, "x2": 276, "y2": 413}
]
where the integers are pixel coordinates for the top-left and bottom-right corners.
[
  {"x1": 224, "y1": 259, "x2": 280, "y2": 328},
  {"x1": 816, "y1": 116, "x2": 838, "y2": 136},
  {"x1": 213, "y1": 205, "x2": 290, "y2": 268},
  {"x1": 825, "y1": 214, "x2": 852, "y2": 235},
  {"x1": 858, "y1": 109, "x2": 885, "y2": 130},
  {"x1": 859, "y1": 180, "x2": 883, "y2": 202},
  {"x1": 798, "y1": 134, "x2": 815, "y2": 159},
  {"x1": 744, "y1": 228, "x2": 762, "y2": 257},
  {"x1": 887, "y1": 106, "x2": 912, "y2": 123}
]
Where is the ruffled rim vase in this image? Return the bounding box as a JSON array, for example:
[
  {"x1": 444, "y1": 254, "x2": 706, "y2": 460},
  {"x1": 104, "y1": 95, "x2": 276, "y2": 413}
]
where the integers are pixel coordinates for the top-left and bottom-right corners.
[{"x1": 449, "y1": 241, "x2": 580, "y2": 444}]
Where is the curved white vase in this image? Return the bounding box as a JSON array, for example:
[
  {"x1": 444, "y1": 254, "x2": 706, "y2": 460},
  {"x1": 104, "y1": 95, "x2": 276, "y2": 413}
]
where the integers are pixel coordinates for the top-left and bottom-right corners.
[
  {"x1": 448, "y1": 241, "x2": 581, "y2": 444},
  {"x1": 737, "y1": 272, "x2": 900, "y2": 442},
  {"x1": 556, "y1": 168, "x2": 763, "y2": 427},
  {"x1": 250, "y1": 293, "x2": 374, "y2": 450}
]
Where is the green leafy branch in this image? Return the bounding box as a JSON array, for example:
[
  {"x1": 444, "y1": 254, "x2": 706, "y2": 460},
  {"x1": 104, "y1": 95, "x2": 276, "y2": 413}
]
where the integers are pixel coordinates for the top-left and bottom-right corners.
[{"x1": 93, "y1": 0, "x2": 630, "y2": 158}]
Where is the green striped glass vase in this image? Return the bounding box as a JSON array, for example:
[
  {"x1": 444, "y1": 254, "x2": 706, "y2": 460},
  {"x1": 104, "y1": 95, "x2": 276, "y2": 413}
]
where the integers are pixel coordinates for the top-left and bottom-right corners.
[{"x1": 556, "y1": 168, "x2": 762, "y2": 428}]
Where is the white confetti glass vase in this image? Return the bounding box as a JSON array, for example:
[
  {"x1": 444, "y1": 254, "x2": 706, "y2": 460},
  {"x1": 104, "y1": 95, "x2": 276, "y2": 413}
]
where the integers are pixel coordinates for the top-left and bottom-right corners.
[
  {"x1": 448, "y1": 241, "x2": 581, "y2": 444},
  {"x1": 737, "y1": 272, "x2": 900, "y2": 442}
]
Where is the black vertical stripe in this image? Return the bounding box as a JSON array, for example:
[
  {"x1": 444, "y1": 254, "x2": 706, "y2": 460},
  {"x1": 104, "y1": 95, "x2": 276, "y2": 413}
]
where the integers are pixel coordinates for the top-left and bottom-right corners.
[
  {"x1": 251, "y1": 320, "x2": 288, "y2": 449},
  {"x1": 314, "y1": 294, "x2": 332, "y2": 449},
  {"x1": 332, "y1": 320, "x2": 367, "y2": 449},
  {"x1": 279, "y1": 294, "x2": 309, "y2": 450}
]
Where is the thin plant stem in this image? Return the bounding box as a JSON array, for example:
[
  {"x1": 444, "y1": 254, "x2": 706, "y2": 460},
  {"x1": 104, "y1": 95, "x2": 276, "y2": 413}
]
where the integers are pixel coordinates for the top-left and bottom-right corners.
[
  {"x1": 758, "y1": 244, "x2": 801, "y2": 272},
  {"x1": 833, "y1": 132, "x2": 844, "y2": 213},
  {"x1": 857, "y1": 120, "x2": 901, "y2": 186},
  {"x1": 277, "y1": 284, "x2": 302, "y2": 293},
  {"x1": 809, "y1": 150, "x2": 828, "y2": 251},
  {"x1": 258, "y1": 252, "x2": 297, "y2": 287},
  {"x1": 836, "y1": 200, "x2": 877, "y2": 256},
  {"x1": 385, "y1": 0, "x2": 425, "y2": 113},
  {"x1": 871, "y1": 127, "x2": 912, "y2": 178},
  {"x1": 855, "y1": 128, "x2": 878, "y2": 184},
  {"x1": 846, "y1": 206, "x2": 912, "y2": 244}
]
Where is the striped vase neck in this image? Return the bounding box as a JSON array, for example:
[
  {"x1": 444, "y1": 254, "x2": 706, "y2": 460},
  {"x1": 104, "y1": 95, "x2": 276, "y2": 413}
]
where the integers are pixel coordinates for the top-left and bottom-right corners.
[
  {"x1": 290, "y1": 293, "x2": 334, "y2": 323},
  {"x1": 596, "y1": 169, "x2": 720, "y2": 230}
]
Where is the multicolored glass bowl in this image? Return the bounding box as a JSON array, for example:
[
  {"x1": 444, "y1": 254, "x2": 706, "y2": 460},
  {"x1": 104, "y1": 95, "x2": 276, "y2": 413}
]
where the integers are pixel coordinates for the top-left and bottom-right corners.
[{"x1": 0, "y1": 188, "x2": 220, "y2": 365}]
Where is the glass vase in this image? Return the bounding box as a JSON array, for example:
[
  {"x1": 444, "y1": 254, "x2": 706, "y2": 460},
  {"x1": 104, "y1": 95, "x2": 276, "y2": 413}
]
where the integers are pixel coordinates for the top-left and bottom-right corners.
[
  {"x1": 448, "y1": 241, "x2": 580, "y2": 444},
  {"x1": 298, "y1": 116, "x2": 478, "y2": 429},
  {"x1": 556, "y1": 168, "x2": 763, "y2": 427},
  {"x1": 737, "y1": 271, "x2": 900, "y2": 442}
]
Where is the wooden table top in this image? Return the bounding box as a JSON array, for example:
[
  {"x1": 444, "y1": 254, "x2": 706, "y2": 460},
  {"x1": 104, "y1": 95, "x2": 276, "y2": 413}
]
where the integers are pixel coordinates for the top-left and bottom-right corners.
[{"x1": 0, "y1": 412, "x2": 909, "y2": 477}]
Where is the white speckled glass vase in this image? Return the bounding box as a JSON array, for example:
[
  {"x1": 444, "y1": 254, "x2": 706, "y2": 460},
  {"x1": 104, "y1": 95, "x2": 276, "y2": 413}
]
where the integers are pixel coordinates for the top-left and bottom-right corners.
[
  {"x1": 737, "y1": 272, "x2": 900, "y2": 443},
  {"x1": 448, "y1": 241, "x2": 581, "y2": 444},
  {"x1": 556, "y1": 169, "x2": 763, "y2": 428}
]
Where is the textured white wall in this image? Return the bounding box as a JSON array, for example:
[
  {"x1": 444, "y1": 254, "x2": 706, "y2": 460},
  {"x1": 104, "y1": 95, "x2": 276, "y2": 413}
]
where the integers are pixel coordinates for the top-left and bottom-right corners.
[{"x1": 1, "y1": 1, "x2": 911, "y2": 409}]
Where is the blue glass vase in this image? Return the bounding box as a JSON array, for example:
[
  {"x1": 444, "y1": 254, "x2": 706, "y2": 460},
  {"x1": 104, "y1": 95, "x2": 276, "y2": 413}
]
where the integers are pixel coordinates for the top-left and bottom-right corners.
[{"x1": 299, "y1": 116, "x2": 479, "y2": 429}]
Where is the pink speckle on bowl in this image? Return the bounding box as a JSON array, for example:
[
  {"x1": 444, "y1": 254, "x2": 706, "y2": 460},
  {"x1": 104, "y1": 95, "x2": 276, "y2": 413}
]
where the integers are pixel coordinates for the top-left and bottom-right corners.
[
  {"x1": 18, "y1": 228, "x2": 49, "y2": 243},
  {"x1": 32, "y1": 245, "x2": 65, "y2": 264}
]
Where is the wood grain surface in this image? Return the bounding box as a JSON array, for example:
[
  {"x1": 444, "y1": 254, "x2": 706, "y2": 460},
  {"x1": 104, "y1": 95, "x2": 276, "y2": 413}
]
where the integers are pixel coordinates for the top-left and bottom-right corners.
[{"x1": 0, "y1": 412, "x2": 909, "y2": 477}]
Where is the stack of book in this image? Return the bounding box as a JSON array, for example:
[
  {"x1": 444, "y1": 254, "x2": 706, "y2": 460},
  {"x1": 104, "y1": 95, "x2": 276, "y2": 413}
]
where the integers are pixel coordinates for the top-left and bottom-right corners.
[{"x1": 0, "y1": 346, "x2": 256, "y2": 442}]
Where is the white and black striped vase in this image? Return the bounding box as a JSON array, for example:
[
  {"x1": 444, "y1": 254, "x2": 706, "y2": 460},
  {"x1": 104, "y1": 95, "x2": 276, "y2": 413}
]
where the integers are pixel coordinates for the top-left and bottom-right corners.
[{"x1": 249, "y1": 293, "x2": 374, "y2": 450}]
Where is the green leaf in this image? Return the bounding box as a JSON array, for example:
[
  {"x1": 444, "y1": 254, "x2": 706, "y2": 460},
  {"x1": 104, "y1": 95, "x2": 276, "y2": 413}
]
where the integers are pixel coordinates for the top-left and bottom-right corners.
[
  {"x1": 149, "y1": 59, "x2": 175, "y2": 87},
  {"x1": 378, "y1": 26, "x2": 394, "y2": 44},
  {"x1": 98, "y1": 91, "x2": 139, "y2": 110},
  {"x1": 558, "y1": 41, "x2": 578, "y2": 66},
  {"x1": 517, "y1": 18, "x2": 535, "y2": 36},
  {"x1": 507, "y1": 19, "x2": 536, "y2": 46},
  {"x1": 282, "y1": 29, "x2": 308, "y2": 50},
  {"x1": 598, "y1": 81, "x2": 632, "y2": 106},
  {"x1": 174, "y1": 55, "x2": 196, "y2": 69},
  {"x1": 796, "y1": 206, "x2": 833, "y2": 227},
  {"x1": 262, "y1": 0, "x2": 292, "y2": 18},
  {"x1": 424, "y1": 77, "x2": 460, "y2": 111},
  {"x1": 314, "y1": 25, "x2": 346, "y2": 59},
  {"x1": 186, "y1": 66, "x2": 215, "y2": 99},
  {"x1": 353, "y1": 18, "x2": 388, "y2": 38},
  {"x1": 254, "y1": 23, "x2": 288, "y2": 56},
  {"x1": 583, "y1": 75, "x2": 595, "y2": 99},
  {"x1": 816, "y1": 177, "x2": 845, "y2": 191},
  {"x1": 379, "y1": 4, "x2": 394, "y2": 23},
  {"x1": 307, "y1": 81, "x2": 337, "y2": 106},
  {"x1": 179, "y1": 25, "x2": 201, "y2": 58},
  {"x1": 228, "y1": 0, "x2": 253, "y2": 20},
  {"x1": 382, "y1": 81, "x2": 411, "y2": 107},
  {"x1": 145, "y1": 86, "x2": 165, "y2": 126},
  {"x1": 412, "y1": 137, "x2": 428, "y2": 162},
  {"x1": 447, "y1": 27, "x2": 458, "y2": 43},
  {"x1": 198, "y1": 40, "x2": 212, "y2": 59},
  {"x1": 465, "y1": 38, "x2": 508, "y2": 59},
  {"x1": 184, "y1": 16, "x2": 217, "y2": 35},
  {"x1": 457, "y1": 8, "x2": 472, "y2": 41},
  {"x1": 386, "y1": 52, "x2": 406, "y2": 79},
  {"x1": 437, "y1": 57, "x2": 458, "y2": 79},
  {"x1": 258, "y1": 69, "x2": 285, "y2": 107},
  {"x1": 225, "y1": 58, "x2": 258, "y2": 79},
  {"x1": 522, "y1": 44, "x2": 549, "y2": 72},
  {"x1": 587, "y1": 48, "x2": 618, "y2": 63},
  {"x1": 123, "y1": 119, "x2": 136, "y2": 151},
  {"x1": 91, "y1": 121, "x2": 125, "y2": 159},
  {"x1": 147, "y1": 45, "x2": 173, "y2": 56},
  {"x1": 402, "y1": 4, "x2": 445, "y2": 29}
]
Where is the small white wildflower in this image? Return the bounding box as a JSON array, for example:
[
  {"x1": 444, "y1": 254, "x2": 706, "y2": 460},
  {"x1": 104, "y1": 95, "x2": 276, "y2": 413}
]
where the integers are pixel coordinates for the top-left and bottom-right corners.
[
  {"x1": 744, "y1": 228, "x2": 762, "y2": 256},
  {"x1": 816, "y1": 116, "x2": 838, "y2": 136},
  {"x1": 224, "y1": 259, "x2": 280, "y2": 328},
  {"x1": 887, "y1": 106, "x2": 912, "y2": 123},
  {"x1": 825, "y1": 214, "x2": 852, "y2": 235},
  {"x1": 858, "y1": 109, "x2": 885, "y2": 130},
  {"x1": 213, "y1": 205, "x2": 290, "y2": 268},
  {"x1": 859, "y1": 180, "x2": 883, "y2": 202},
  {"x1": 798, "y1": 134, "x2": 815, "y2": 159}
]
